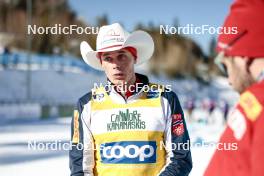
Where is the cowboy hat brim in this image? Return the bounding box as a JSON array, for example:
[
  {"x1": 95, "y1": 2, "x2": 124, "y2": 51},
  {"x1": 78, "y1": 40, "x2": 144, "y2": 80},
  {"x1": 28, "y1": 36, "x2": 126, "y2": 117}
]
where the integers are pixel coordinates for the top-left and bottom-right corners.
[{"x1": 80, "y1": 31, "x2": 154, "y2": 71}]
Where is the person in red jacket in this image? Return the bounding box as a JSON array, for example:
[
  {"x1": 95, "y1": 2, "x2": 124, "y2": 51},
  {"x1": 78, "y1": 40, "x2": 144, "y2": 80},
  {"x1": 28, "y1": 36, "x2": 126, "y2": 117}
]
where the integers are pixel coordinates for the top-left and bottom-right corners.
[{"x1": 204, "y1": 0, "x2": 264, "y2": 176}]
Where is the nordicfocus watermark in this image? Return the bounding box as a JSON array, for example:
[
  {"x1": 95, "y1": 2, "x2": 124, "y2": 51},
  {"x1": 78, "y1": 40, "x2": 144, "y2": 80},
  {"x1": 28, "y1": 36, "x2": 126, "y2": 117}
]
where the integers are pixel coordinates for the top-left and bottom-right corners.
[
  {"x1": 93, "y1": 83, "x2": 172, "y2": 93},
  {"x1": 27, "y1": 24, "x2": 99, "y2": 35},
  {"x1": 27, "y1": 23, "x2": 238, "y2": 35},
  {"x1": 28, "y1": 140, "x2": 72, "y2": 151},
  {"x1": 27, "y1": 140, "x2": 238, "y2": 151},
  {"x1": 160, "y1": 24, "x2": 238, "y2": 35},
  {"x1": 160, "y1": 141, "x2": 238, "y2": 151}
]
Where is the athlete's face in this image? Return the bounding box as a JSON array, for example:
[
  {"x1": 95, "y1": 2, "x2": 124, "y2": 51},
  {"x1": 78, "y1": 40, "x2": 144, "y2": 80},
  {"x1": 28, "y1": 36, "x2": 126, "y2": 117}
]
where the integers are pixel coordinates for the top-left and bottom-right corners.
[
  {"x1": 100, "y1": 49, "x2": 136, "y2": 85},
  {"x1": 221, "y1": 56, "x2": 254, "y2": 94}
]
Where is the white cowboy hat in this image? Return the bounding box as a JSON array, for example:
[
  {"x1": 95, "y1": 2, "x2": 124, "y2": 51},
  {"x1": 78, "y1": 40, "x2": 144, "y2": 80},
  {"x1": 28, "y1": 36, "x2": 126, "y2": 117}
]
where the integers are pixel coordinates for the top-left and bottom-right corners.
[{"x1": 80, "y1": 23, "x2": 154, "y2": 71}]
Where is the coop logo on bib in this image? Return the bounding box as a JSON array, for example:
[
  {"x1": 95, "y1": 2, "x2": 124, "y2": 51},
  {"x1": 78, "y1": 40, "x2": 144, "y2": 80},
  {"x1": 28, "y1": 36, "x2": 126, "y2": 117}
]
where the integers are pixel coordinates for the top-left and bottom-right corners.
[{"x1": 100, "y1": 141, "x2": 157, "y2": 164}]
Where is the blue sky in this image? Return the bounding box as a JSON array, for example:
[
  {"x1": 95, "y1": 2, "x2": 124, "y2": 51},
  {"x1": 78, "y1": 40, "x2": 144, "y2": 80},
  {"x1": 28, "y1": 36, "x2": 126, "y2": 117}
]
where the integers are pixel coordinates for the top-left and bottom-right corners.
[{"x1": 69, "y1": 0, "x2": 234, "y2": 54}]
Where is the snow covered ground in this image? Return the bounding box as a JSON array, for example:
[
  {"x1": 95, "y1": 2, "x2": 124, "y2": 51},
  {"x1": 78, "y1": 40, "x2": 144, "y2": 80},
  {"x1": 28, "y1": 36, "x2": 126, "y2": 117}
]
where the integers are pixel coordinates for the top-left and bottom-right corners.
[
  {"x1": 0, "y1": 69, "x2": 105, "y2": 105},
  {"x1": 0, "y1": 118, "x2": 71, "y2": 176},
  {"x1": 0, "y1": 115, "x2": 225, "y2": 176}
]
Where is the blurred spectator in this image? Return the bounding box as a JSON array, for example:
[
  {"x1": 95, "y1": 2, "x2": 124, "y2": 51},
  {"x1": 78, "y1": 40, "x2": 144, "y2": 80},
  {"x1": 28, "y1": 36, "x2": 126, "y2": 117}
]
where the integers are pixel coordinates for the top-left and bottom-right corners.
[
  {"x1": 222, "y1": 101, "x2": 229, "y2": 123},
  {"x1": 208, "y1": 99, "x2": 216, "y2": 115},
  {"x1": 207, "y1": 99, "x2": 216, "y2": 124},
  {"x1": 186, "y1": 97, "x2": 195, "y2": 121},
  {"x1": 12, "y1": 54, "x2": 19, "y2": 69},
  {"x1": 1, "y1": 46, "x2": 11, "y2": 69}
]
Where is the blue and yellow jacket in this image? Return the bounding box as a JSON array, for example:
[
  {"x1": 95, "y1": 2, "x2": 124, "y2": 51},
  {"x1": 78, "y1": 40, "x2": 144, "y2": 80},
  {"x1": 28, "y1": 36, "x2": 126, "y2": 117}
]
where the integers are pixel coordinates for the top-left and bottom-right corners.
[{"x1": 69, "y1": 74, "x2": 192, "y2": 176}]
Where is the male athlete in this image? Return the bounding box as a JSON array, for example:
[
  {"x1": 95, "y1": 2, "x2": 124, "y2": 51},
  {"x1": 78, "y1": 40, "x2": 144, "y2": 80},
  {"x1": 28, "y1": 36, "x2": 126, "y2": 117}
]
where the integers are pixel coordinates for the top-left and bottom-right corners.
[{"x1": 69, "y1": 23, "x2": 192, "y2": 176}]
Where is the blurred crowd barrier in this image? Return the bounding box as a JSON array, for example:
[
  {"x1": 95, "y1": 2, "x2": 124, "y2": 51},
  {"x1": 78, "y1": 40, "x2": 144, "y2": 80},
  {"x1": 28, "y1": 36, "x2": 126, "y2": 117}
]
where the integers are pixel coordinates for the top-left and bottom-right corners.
[
  {"x1": 0, "y1": 103, "x2": 74, "y2": 122},
  {"x1": 0, "y1": 52, "x2": 92, "y2": 73}
]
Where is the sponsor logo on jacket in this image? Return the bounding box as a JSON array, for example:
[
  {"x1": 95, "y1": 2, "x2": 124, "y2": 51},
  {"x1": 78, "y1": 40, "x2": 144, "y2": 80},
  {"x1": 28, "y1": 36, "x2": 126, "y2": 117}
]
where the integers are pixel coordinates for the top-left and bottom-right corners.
[{"x1": 100, "y1": 141, "x2": 157, "y2": 164}]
